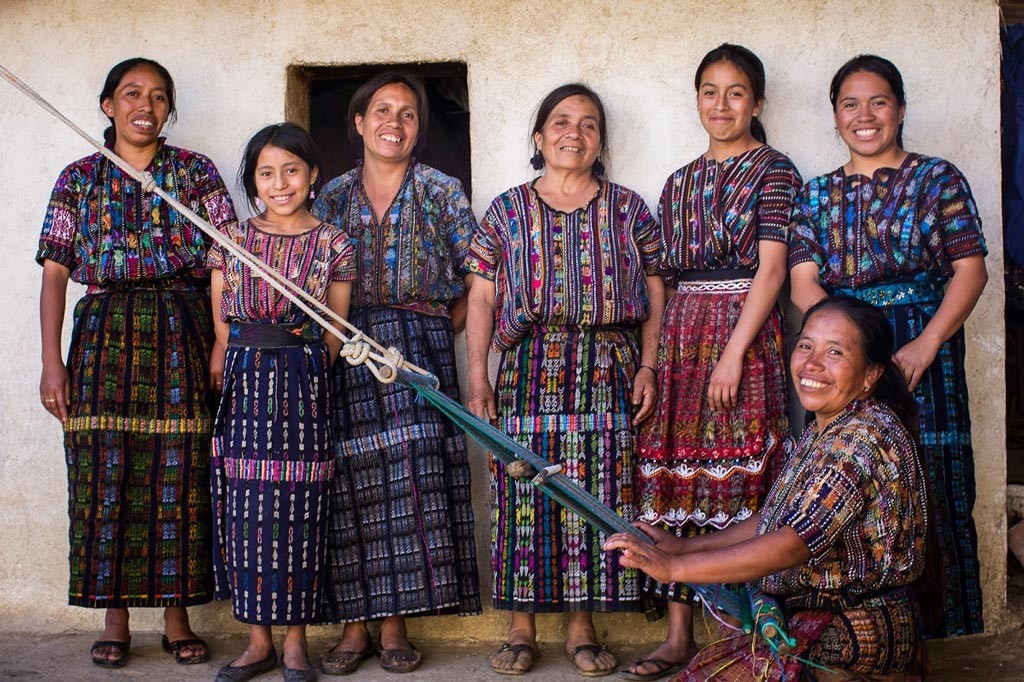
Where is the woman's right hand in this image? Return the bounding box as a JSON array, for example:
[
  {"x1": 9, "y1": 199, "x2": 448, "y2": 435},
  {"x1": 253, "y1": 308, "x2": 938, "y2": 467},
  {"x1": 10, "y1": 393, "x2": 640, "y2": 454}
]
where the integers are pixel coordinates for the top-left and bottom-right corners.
[
  {"x1": 467, "y1": 373, "x2": 497, "y2": 421},
  {"x1": 40, "y1": 358, "x2": 70, "y2": 422},
  {"x1": 209, "y1": 340, "x2": 226, "y2": 394},
  {"x1": 632, "y1": 522, "x2": 689, "y2": 554}
]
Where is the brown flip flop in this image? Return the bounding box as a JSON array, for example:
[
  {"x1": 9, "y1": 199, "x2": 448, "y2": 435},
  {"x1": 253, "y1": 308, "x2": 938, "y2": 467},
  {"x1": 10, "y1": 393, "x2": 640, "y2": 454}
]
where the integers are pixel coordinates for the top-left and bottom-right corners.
[{"x1": 491, "y1": 642, "x2": 539, "y2": 675}]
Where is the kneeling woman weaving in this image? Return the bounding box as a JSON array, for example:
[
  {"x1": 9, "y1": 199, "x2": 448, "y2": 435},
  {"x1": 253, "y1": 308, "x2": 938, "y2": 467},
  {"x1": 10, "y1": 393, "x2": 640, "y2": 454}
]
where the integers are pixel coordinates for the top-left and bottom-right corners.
[{"x1": 606, "y1": 296, "x2": 928, "y2": 681}]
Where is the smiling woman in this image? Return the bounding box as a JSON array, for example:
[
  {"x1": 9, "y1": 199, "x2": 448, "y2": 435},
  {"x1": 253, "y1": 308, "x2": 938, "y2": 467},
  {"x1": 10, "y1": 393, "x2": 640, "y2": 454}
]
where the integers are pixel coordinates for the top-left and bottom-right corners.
[
  {"x1": 789, "y1": 54, "x2": 989, "y2": 638},
  {"x1": 606, "y1": 296, "x2": 928, "y2": 681},
  {"x1": 465, "y1": 82, "x2": 666, "y2": 677},
  {"x1": 36, "y1": 57, "x2": 237, "y2": 669},
  {"x1": 629, "y1": 44, "x2": 799, "y2": 679},
  {"x1": 312, "y1": 71, "x2": 481, "y2": 676}
]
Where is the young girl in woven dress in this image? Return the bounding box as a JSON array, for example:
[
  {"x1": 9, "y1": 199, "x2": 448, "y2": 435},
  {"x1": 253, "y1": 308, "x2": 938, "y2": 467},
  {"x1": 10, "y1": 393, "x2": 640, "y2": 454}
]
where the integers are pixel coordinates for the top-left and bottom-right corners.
[
  {"x1": 629, "y1": 44, "x2": 801, "y2": 679},
  {"x1": 209, "y1": 123, "x2": 354, "y2": 682}
]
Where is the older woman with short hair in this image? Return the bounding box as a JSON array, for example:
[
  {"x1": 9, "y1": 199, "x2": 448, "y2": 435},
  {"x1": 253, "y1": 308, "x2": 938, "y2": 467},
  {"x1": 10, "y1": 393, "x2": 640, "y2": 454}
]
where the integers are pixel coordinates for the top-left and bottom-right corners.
[{"x1": 466, "y1": 83, "x2": 665, "y2": 676}]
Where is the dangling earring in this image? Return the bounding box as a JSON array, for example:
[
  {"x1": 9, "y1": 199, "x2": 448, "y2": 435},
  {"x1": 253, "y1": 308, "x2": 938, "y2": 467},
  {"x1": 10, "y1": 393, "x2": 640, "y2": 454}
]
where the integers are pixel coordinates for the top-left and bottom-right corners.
[
  {"x1": 530, "y1": 149, "x2": 545, "y2": 171},
  {"x1": 309, "y1": 187, "x2": 316, "y2": 200},
  {"x1": 255, "y1": 197, "x2": 265, "y2": 211}
]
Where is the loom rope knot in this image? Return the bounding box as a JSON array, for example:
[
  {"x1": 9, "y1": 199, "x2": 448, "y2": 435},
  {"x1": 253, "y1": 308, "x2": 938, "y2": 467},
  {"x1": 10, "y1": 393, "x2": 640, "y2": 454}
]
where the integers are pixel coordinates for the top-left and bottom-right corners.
[
  {"x1": 371, "y1": 346, "x2": 404, "y2": 384},
  {"x1": 139, "y1": 171, "x2": 157, "y2": 193},
  {"x1": 340, "y1": 333, "x2": 372, "y2": 366}
]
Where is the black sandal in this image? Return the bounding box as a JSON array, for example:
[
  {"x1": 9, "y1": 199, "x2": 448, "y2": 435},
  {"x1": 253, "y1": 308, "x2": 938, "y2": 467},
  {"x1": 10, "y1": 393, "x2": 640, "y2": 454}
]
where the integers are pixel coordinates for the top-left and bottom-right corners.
[
  {"x1": 90, "y1": 638, "x2": 131, "y2": 668},
  {"x1": 162, "y1": 634, "x2": 210, "y2": 665}
]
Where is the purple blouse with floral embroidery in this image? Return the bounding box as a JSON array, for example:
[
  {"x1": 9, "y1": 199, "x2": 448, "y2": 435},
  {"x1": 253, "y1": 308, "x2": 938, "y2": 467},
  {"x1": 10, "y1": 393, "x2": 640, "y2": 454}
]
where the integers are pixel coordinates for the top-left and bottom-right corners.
[{"x1": 36, "y1": 139, "x2": 236, "y2": 289}]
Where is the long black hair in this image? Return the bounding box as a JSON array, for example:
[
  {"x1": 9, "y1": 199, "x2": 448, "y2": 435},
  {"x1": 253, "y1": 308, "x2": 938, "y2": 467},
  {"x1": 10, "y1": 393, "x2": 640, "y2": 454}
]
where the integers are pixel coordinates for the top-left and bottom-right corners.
[
  {"x1": 529, "y1": 83, "x2": 608, "y2": 177},
  {"x1": 800, "y1": 295, "x2": 918, "y2": 434},
  {"x1": 99, "y1": 58, "x2": 176, "y2": 146},
  {"x1": 694, "y1": 43, "x2": 768, "y2": 144},
  {"x1": 238, "y1": 123, "x2": 323, "y2": 214},
  {"x1": 829, "y1": 54, "x2": 907, "y2": 148},
  {"x1": 347, "y1": 72, "x2": 429, "y2": 158}
]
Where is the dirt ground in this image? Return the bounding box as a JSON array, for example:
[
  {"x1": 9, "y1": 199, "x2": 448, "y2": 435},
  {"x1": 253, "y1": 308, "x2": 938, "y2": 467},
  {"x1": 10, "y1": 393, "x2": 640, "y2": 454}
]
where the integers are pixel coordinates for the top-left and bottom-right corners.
[{"x1": 0, "y1": 574, "x2": 1020, "y2": 681}]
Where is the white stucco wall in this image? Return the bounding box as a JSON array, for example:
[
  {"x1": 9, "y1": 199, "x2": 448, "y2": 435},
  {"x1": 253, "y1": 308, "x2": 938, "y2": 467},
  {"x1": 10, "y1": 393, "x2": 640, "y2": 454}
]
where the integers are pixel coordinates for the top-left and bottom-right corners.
[{"x1": 0, "y1": 0, "x2": 1008, "y2": 640}]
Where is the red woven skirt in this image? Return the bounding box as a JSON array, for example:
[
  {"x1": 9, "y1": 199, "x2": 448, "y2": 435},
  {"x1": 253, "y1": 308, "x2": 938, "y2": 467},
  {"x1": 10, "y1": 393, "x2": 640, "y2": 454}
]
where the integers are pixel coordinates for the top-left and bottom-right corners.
[{"x1": 636, "y1": 283, "x2": 788, "y2": 531}]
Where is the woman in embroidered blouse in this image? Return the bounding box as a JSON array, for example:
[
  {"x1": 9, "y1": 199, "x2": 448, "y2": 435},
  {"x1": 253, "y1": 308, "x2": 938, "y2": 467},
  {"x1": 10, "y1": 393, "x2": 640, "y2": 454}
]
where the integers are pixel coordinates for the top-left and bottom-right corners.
[
  {"x1": 629, "y1": 44, "x2": 801, "y2": 679},
  {"x1": 311, "y1": 72, "x2": 480, "y2": 675},
  {"x1": 607, "y1": 296, "x2": 927, "y2": 680},
  {"x1": 788, "y1": 55, "x2": 988, "y2": 638},
  {"x1": 465, "y1": 83, "x2": 666, "y2": 676},
  {"x1": 37, "y1": 58, "x2": 236, "y2": 667}
]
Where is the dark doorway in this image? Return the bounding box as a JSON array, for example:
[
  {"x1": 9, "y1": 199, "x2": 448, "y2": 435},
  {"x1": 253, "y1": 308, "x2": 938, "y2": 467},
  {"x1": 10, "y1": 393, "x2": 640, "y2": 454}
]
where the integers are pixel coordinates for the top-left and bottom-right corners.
[{"x1": 305, "y1": 63, "x2": 472, "y2": 198}]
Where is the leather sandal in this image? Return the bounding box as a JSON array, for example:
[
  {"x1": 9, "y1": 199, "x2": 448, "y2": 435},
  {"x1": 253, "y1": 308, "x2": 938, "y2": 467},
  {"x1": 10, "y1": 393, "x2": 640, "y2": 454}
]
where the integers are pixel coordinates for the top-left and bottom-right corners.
[
  {"x1": 378, "y1": 642, "x2": 422, "y2": 673},
  {"x1": 568, "y1": 643, "x2": 616, "y2": 678},
  {"x1": 321, "y1": 645, "x2": 373, "y2": 675},
  {"x1": 618, "y1": 657, "x2": 686, "y2": 680},
  {"x1": 162, "y1": 634, "x2": 210, "y2": 665},
  {"x1": 491, "y1": 642, "x2": 538, "y2": 676},
  {"x1": 90, "y1": 639, "x2": 131, "y2": 668}
]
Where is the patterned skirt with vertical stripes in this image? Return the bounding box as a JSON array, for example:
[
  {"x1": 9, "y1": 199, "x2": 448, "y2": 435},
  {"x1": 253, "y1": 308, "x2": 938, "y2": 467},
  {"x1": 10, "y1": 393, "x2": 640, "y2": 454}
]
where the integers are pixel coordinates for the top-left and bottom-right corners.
[
  {"x1": 211, "y1": 332, "x2": 334, "y2": 625},
  {"x1": 834, "y1": 280, "x2": 983, "y2": 637},
  {"x1": 64, "y1": 284, "x2": 214, "y2": 607},
  {"x1": 491, "y1": 326, "x2": 642, "y2": 612},
  {"x1": 323, "y1": 307, "x2": 480, "y2": 622}
]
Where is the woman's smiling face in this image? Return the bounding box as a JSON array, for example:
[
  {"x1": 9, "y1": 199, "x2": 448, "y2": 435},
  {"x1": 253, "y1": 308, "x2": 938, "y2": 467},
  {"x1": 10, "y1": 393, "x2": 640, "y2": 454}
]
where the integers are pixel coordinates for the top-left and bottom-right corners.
[
  {"x1": 791, "y1": 309, "x2": 883, "y2": 429},
  {"x1": 833, "y1": 70, "x2": 905, "y2": 164}
]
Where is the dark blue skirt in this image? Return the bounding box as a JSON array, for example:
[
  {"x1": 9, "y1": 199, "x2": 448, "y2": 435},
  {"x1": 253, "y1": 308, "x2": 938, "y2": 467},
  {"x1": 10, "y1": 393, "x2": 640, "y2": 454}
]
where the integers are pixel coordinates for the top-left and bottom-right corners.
[
  {"x1": 322, "y1": 307, "x2": 480, "y2": 621},
  {"x1": 835, "y1": 281, "x2": 982, "y2": 637},
  {"x1": 211, "y1": 341, "x2": 335, "y2": 625}
]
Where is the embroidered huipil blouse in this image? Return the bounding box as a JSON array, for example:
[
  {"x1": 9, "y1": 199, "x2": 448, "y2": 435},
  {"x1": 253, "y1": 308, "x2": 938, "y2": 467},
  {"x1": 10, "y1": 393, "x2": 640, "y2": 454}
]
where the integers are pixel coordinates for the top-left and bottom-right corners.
[
  {"x1": 756, "y1": 398, "x2": 926, "y2": 609},
  {"x1": 788, "y1": 154, "x2": 987, "y2": 287},
  {"x1": 660, "y1": 145, "x2": 801, "y2": 285},
  {"x1": 208, "y1": 220, "x2": 356, "y2": 337},
  {"x1": 465, "y1": 181, "x2": 661, "y2": 351},
  {"x1": 36, "y1": 140, "x2": 236, "y2": 290},
  {"x1": 311, "y1": 162, "x2": 478, "y2": 317}
]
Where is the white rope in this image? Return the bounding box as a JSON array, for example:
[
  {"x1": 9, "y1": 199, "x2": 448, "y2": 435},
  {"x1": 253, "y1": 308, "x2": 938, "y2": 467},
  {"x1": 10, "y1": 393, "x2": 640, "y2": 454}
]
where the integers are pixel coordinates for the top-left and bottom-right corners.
[{"x1": 1, "y1": 64, "x2": 436, "y2": 384}]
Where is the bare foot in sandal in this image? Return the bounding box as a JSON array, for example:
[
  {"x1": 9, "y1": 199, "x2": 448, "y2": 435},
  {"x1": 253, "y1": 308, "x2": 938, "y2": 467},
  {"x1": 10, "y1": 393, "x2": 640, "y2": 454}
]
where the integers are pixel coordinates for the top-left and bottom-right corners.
[
  {"x1": 491, "y1": 641, "x2": 538, "y2": 675},
  {"x1": 566, "y1": 613, "x2": 616, "y2": 677},
  {"x1": 623, "y1": 639, "x2": 697, "y2": 679}
]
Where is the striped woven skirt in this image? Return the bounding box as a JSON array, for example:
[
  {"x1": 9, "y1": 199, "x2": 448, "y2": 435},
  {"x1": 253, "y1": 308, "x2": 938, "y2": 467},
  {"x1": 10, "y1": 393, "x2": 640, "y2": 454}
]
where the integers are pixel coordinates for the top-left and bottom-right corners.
[
  {"x1": 492, "y1": 326, "x2": 641, "y2": 612},
  {"x1": 835, "y1": 281, "x2": 982, "y2": 637},
  {"x1": 63, "y1": 285, "x2": 213, "y2": 607},
  {"x1": 323, "y1": 307, "x2": 480, "y2": 622},
  {"x1": 678, "y1": 590, "x2": 919, "y2": 680},
  {"x1": 211, "y1": 334, "x2": 334, "y2": 625},
  {"x1": 635, "y1": 280, "x2": 788, "y2": 603}
]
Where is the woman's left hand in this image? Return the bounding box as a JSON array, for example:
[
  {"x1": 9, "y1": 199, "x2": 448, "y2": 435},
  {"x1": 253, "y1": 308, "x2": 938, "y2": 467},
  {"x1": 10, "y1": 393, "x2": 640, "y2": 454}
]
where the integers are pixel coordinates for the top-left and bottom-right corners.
[
  {"x1": 604, "y1": 532, "x2": 680, "y2": 584},
  {"x1": 632, "y1": 366, "x2": 658, "y2": 424},
  {"x1": 894, "y1": 335, "x2": 939, "y2": 391}
]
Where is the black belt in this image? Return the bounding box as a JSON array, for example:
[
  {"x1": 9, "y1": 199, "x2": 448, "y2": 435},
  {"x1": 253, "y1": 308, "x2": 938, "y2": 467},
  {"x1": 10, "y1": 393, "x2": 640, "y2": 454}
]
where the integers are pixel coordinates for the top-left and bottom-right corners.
[{"x1": 228, "y1": 321, "x2": 310, "y2": 348}]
